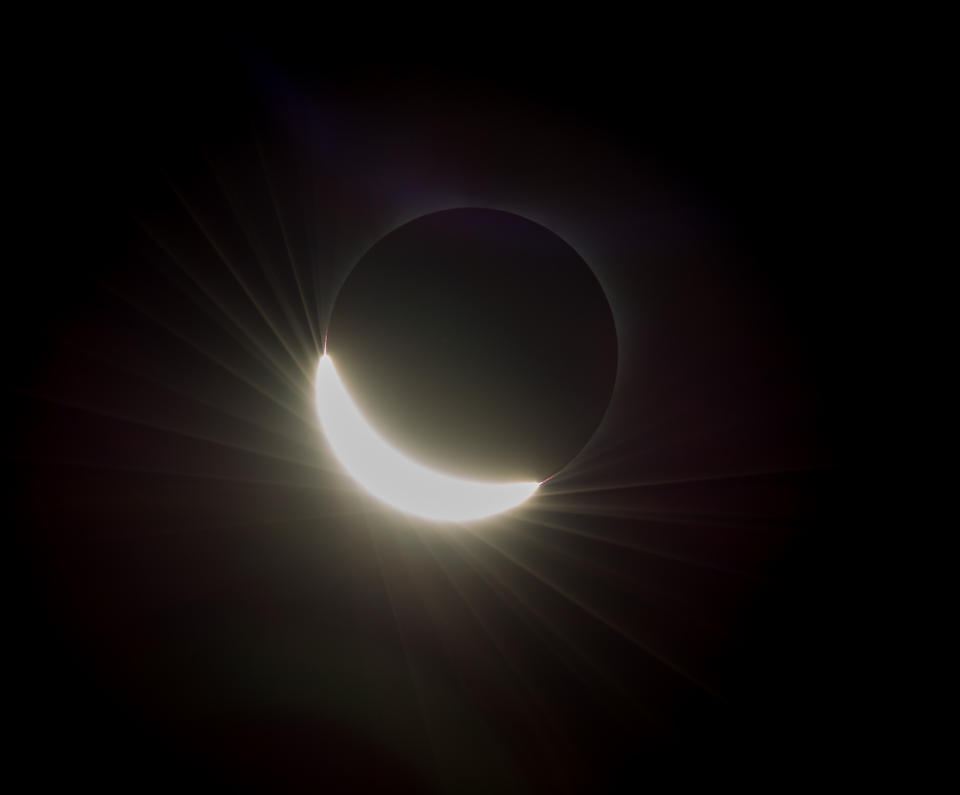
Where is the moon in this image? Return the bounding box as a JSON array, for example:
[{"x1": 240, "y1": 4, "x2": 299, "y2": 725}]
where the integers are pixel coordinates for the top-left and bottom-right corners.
[
  {"x1": 324, "y1": 209, "x2": 618, "y2": 483},
  {"x1": 315, "y1": 354, "x2": 540, "y2": 522}
]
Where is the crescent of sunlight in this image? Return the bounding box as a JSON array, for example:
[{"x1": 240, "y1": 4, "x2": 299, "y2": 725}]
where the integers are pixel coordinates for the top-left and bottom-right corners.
[{"x1": 315, "y1": 354, "x2": 540, "y2": 522}]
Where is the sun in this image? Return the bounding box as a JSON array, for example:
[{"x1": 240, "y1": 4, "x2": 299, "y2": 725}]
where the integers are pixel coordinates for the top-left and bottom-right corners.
[{"x1": 315, "y1": 354, "x2": 539, "y2": 522}]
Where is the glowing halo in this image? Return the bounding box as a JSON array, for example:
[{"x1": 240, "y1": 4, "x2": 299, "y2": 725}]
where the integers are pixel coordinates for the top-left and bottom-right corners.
[{"x1": 315, "y1": 355, "x2": 540, "y2": 522}]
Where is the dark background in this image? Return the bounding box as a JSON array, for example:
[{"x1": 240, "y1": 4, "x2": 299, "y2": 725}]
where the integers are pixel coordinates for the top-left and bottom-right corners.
[{"x1": 12, "y1": 30, "x2": 848, "y2": 793}]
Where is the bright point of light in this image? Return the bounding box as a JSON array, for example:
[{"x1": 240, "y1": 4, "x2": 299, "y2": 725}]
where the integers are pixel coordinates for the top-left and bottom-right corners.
[{"x1": 315, "y1": 355, "x2": 539, "y2": 522}]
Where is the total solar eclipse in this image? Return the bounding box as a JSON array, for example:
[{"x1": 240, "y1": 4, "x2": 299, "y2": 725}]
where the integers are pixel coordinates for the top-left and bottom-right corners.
[
  {"x1": 16, "y1": 38, "x2": 841, "y2": 792},
  {"x1": 317, "y1": 208, "x2": 618, "y2": 519}
]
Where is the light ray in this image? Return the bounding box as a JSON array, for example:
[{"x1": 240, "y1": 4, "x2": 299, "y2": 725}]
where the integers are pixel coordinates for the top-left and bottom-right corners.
[
  {"x1": 67, "y1": 333, "x2": 321, "y2": 451},
  {"x1": 133, "y1": 218, "x2": 315, "y2": 404},
  {"x1": 165, "y1": 183, "x2": 316, "y2": 387},
  {"x1": 464, "y1": 518, "x2": 723, "y2": 700},
  {"x1": 543, "y1": 465, "x2": 827, "y2": 497},
  {"x1": 516, "y1": 511, "x2": 763, "y2": 581},
  {"x1": 253, "y1": 133, "x2": 322, "y2": 353},
  {"x1": 103, "y1": 280, "x2": 316, "y2": 425},
  {"x1": 17, "y1": 389, "x2": 340, "y2": 479},
  {"x1": 209, "y1": 160, "x2": 318, "y2": 365},
  {"x1": 446, "y1": 521, "x2": 653, "y2": 715}
]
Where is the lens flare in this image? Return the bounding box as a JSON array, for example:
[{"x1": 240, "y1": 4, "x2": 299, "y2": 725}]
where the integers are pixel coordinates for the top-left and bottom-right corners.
[{"x1": 315, "y1": 355, "x2": 539, "y2": 522}]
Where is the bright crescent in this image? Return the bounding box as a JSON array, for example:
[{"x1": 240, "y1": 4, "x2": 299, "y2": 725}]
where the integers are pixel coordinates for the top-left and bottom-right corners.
[{"x1": 315, "y1": 355, "x2": 539, "y2": 522}]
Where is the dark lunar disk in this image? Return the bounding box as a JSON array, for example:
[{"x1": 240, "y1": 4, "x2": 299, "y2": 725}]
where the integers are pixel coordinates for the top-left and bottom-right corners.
[{"x1": 325, "y1": 208, "x2": 618, "y2": 482}]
